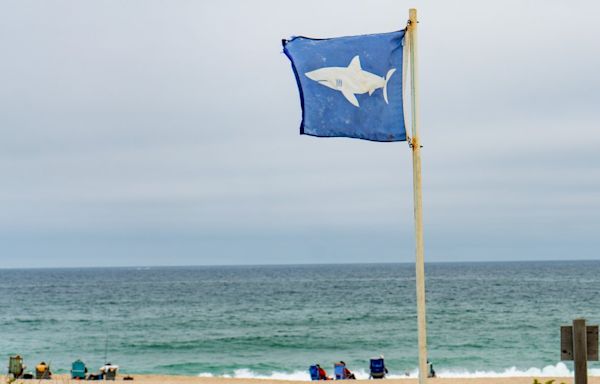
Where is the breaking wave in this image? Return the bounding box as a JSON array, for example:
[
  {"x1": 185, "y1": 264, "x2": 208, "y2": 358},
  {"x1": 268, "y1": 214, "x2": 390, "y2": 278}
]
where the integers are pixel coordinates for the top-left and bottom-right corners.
[{"x1": 197, "y1": 363, "x2": 600, "y2": 381}]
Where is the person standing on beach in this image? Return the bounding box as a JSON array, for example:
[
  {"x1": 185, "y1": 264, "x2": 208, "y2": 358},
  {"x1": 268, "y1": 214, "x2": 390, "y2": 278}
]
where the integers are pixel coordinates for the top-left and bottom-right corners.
[{"x1": 427, "y1": 360, "x2": 436, "y2": 378}]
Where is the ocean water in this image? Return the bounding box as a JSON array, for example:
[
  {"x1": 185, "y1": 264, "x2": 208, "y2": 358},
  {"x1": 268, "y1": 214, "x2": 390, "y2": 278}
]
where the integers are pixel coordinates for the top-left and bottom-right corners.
[{"x1": 1, "y1": 261, "x2": 600, "y2": 379}]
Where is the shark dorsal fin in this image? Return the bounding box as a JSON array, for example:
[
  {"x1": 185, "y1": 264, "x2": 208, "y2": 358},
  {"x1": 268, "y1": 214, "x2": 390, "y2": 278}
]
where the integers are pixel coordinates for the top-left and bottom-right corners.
[{"x1": 348, "y1": 56, "x2": 362, "y2": 72}]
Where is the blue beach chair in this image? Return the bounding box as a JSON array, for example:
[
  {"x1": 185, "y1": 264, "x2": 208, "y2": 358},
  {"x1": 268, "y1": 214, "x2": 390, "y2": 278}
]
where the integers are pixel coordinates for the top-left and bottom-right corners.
[
  {"x1": 309, "y1": 365, "x2": 320, "y2": 380},
  {"x1": 334, "y1": 363, "x2": 346, "y2": 380},
  {"x1": 71, "y1": 360, "x2": 87, "y2": 379},
  {"x1": 369, "y1": 357, "x2": 386, "y2": 379}
]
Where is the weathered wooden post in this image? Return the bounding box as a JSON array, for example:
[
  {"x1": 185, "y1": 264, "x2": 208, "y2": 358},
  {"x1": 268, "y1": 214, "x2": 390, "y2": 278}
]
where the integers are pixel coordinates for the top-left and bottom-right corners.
[
  {"x1": 561, "y1": 318, "x2": 599, "y2": 384},
  {"x1": 573, "y1": 319, "x2": 588, "y2": 384}
]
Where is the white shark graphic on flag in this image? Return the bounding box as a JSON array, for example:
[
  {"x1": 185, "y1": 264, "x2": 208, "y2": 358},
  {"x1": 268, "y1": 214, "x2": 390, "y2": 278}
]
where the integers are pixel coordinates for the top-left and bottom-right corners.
[{"x1": 304, "y1": 56, "x2": 396, "y2": 108}]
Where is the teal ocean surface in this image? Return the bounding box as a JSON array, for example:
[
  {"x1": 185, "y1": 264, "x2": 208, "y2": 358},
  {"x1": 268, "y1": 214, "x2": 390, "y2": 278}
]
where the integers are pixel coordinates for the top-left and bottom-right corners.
[{"x1": 1, "y1": 261, "x2": 600, "y2": 379}]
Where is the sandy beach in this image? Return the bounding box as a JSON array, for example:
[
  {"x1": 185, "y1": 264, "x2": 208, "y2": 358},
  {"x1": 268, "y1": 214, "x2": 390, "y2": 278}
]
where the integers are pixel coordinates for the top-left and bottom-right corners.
[{"x1": 6, "y1": 374, "x2": 598, "y2": 384}]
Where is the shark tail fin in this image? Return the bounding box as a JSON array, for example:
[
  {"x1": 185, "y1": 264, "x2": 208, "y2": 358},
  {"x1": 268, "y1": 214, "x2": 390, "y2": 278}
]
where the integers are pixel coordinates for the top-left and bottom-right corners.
[{"x1": 383, "y1": 68, "x2": 397, "y2": 104}]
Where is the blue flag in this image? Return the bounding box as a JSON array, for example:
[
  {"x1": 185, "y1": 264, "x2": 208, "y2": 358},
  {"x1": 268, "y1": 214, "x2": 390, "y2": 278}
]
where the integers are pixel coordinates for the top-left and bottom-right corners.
[{"x1": 283, "y1": 30, "x2": 406, "y2": 142}]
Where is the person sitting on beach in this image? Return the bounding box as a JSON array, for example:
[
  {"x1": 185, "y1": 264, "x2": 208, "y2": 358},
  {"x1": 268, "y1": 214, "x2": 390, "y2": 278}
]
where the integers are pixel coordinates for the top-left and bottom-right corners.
[
  {"x1": 316, "y1": 364, "x2": 331, "y2": 380},
  {"x1": 339, "y1": 361, "x2": 356, "y2": 380},
  {"x1": 36, "y1": 362, "x2": 51, "y2": 379},
  {"x1": 100, "y1": 362, "x2": 119, "y2": 380},
  {"x1": 369, "y1": 355, "x2": 388, "y2": 379},
  {"x1": 100, "y1": 363, "x2": 117, "y2": 373}
]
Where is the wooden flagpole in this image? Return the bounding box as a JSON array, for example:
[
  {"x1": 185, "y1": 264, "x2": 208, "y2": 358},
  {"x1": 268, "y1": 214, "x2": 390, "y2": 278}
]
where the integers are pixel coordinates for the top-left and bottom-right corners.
[{"x1": 408, "y1": 8, "x2": 428, "y2": 384}]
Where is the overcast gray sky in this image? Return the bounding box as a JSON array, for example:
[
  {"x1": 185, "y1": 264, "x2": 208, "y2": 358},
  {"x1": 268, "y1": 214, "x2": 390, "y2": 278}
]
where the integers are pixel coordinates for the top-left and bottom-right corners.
[{"x1": 1, "y1": 0, "x2": 599, "y2": 268}]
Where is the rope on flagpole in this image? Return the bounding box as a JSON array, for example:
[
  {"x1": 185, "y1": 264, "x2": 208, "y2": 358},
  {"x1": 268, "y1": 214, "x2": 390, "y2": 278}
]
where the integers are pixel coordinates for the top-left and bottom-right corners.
[{"x1": 402, "y1": 21, "x2": 411, "y2": 146}]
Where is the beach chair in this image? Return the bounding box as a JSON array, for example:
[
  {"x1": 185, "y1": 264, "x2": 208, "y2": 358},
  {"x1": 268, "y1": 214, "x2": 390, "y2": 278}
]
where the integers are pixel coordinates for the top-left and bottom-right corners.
[
  {"x1": 35, "y1": 362, "x2": 51, "y2": 379},
  {"x1": 8, "y1": 356, "x2": 25, "y2": 379},
  {"x1": 334, "y1": 363, "x2": 346, "y2": 380},
  {"x1": 309, "y1": 365, "x2": 320, "y2": 381},
  {"x1": 105, "y1": 369, "x2": 117, "y2": 380},
  {"x1": 369, "y1": 357, "x2": 386, "y2": 379},
  {"x1": 71, "y1": 360, "x2": 87, "y2": 379},
  {"x1": 100, "y1": 364, "x2": 119, "y2": 381}
]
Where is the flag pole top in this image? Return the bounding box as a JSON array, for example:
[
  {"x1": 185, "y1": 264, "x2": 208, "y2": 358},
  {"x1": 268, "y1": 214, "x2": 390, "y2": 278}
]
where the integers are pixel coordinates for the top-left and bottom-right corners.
[{"x1": 408, "y1": 9, "x2": 418, "y2": 30}]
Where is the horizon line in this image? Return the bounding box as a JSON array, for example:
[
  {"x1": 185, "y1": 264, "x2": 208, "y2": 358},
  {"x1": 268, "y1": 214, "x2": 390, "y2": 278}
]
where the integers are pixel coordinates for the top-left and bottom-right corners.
[{"x1": 1, "y1": 258, "x2": 599, "y2": 270}]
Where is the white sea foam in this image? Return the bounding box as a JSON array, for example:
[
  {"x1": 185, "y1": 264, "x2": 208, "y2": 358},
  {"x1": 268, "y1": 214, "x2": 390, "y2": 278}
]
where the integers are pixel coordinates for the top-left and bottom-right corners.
[{"x1": 197, "y1": 363, "x2": 600, "y2": 381}]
